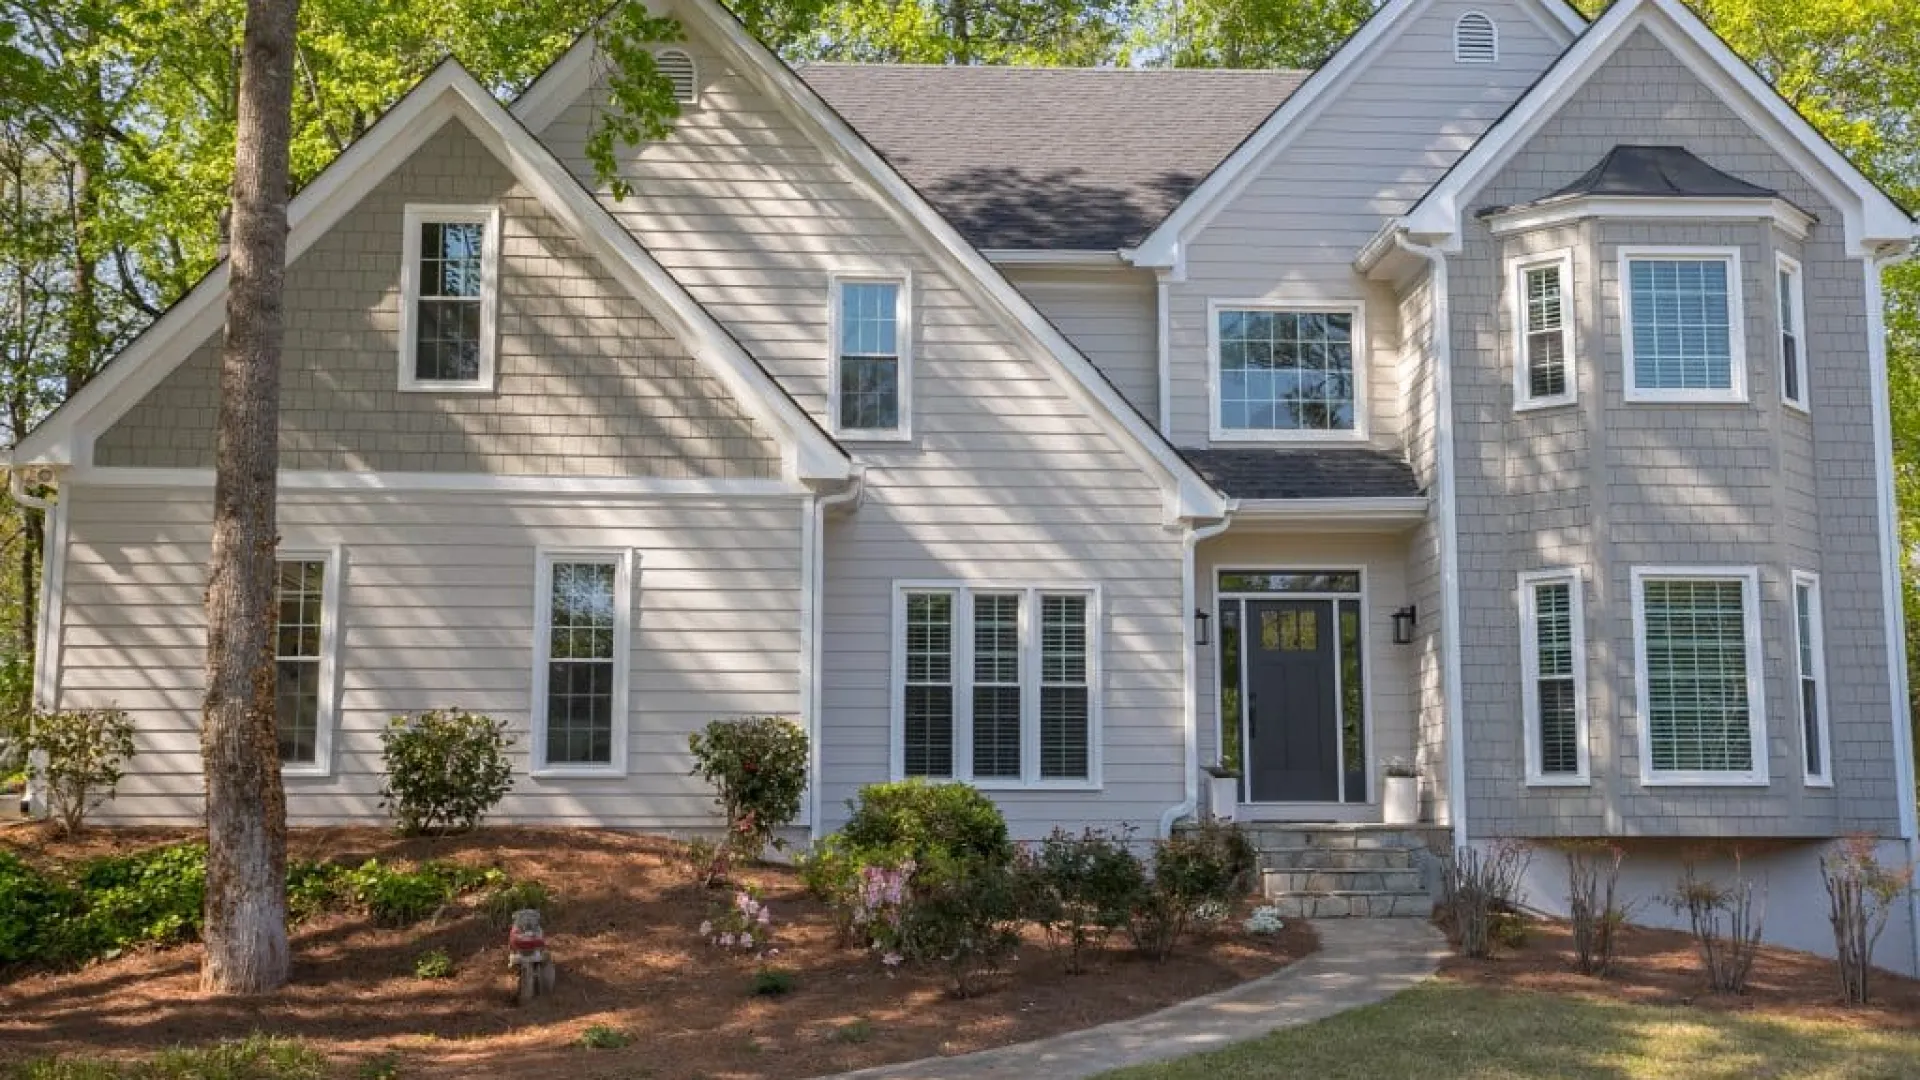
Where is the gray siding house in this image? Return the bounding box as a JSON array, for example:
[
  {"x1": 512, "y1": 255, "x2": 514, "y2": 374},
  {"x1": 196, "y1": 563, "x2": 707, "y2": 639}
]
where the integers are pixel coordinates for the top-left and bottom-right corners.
[{"x1": 13, "y1": 0, "x2": 1918, "y2": 967}]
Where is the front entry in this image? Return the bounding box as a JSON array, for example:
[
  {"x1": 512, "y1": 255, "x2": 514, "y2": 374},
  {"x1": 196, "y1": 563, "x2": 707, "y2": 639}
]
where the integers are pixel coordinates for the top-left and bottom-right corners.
[{"x1": 1243, "y1": 599, "x2": 1341, "y2": 802}]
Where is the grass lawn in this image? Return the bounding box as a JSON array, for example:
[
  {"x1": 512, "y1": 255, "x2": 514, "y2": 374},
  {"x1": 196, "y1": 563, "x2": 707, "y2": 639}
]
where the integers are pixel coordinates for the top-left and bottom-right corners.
[{"x1": 1101, "y1": 981, "x2": 1920, "y2": 1080}]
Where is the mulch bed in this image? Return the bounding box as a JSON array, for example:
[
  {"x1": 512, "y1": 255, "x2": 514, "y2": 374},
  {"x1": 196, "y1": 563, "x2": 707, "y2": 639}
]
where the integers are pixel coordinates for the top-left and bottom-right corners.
[
  {"x1": 1440, "y1": 914, "x2": 1920, "y2": 1028},
  {"x1": 0, "y1": 823, "x2": 1316, "y2": 1079}
]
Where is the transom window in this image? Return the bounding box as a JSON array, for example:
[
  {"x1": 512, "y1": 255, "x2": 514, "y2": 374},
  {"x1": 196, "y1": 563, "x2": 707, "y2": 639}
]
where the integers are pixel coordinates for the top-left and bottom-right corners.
[
  {"x1": 1513, "y1": 252, "x2": 1575, "y2": 408},
  {"x1": 1632, "y1": 568, "x2": 1767, "y2": 785},
  {"x1": 533, "y1": 550, "x2": 633, "y2": 773},
  {"x1": 275, "y1": 553, "x2": 338, "y2": 773},
  {"x1": 1213, "y1": 307, "x2": 1359, "y2": 437},
  {"x1": 400, "y1": 205, "x2": 499, "y2": 391},
  {"x1": 1793, "y1": 570, "x2": 1831, "y2": 785},
  {"x1": 1778, "y1": 253, "x2": 1808, "y2": 411},
  {"x1": 1621, "y1": 249, "x2": 1746, "y2": 402},
  {"x1": 895, "y1": 584, "x2": 1099, "y2": 787},
  {"x1": 1519, "y1": 571, "x2": 1587, "y2": 784},
  {"x1": 832, "y1": 278, "x2": 910, "y2": 438}
]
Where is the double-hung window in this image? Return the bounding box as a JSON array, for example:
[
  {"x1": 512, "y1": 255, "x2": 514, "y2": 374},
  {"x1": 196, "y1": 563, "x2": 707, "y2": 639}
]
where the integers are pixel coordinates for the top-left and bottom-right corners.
[
  {"x1": 275, "y1": 551, "x2": 340, "y2": 774},
  {"x1": 1621, "y1": 248, "x2": 1746, "y2": 402},
  {"x1": 400, "y1": 205, "x2": 500, "y2": 392},
  {"x1": 895, "y1": 584, "x2": 1099, "y2": 787},
  {"x1": 1778, "y1": 254, "x2": 1808, "y2": 411},
  {"x1": 1213, "y1": 305, "x2": 1361, "y2": 438},
  {"x1": 1519, "y1": 570, "x2": 1587, "y2": 784},
  {"x1": 832, "y1": 277, "x2": 910, "y2": 439},
  {"x1": 1632, "y1": 567, "x2": 1767, "y2": 785},
  {"x1": 532, "y1": 550, "x2": 634, "y2": 774},
  {"x1": 1512, "y1": 252, "x2": 1576, "y2": 409},
  {"x1": 1792, "y1": 570, "x2": 1831, "y2": 785}
]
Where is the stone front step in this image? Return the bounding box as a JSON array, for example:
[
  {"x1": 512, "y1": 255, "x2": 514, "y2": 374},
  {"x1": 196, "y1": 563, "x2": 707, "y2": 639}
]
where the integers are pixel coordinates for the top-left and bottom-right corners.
[
  {"x1": 1259, "y1": 846, "x2": 1416, "y2": 871},
  {"x1": 1263, "y1": 867, "x2": 1425, "y2": 895},
  {"x1": 1239, "y1": 823, "x2": 1444, "y2": 919},
  {"x1": 1264, "y1": 892, "x2": 1433, "y2": 919}
]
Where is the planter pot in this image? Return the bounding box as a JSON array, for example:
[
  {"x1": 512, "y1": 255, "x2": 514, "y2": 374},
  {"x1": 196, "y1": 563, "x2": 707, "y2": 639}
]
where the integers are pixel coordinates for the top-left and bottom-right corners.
[
  {"x1": 1203, "y1": 765, "x2": 1241, "y2": 822},
  {"x1": 1382, "y1": 776, "x2": 1419, "y2": 825}
]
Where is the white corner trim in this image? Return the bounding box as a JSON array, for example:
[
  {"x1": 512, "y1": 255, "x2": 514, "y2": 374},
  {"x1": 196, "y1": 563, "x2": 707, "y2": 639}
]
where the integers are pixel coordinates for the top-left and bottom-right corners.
[
  {"x1": 276, "y1": 546, "x2": 346, "y2": 779},
  {"x1": 1161, "y1": 516, "x2": 1233, "y2": 836},
  {"x1": 1618, "y1": 246, "x2": 1748, "y2": 404},
  {"x1": 30, "y1": 492, "x2": 70, "y2": 713},
  {"x1": 1228, "y1": 497, "x2": 1427, "y2": 525},
  {"x1": 63, "y1": 466, "x2": 805, "y2": 498},
  {"x1": 1629, "y1": 565, "x2": 1770, "y2": 787},
  {"x1": 1863, "y1": 253, "x2": 1918, "y2": 833},
  {"x1": 398, "y1": 204, "x2": 501, "y2": 393},
  {"x1": 1508, "y1": 248, "x2": 1578, "y2": 412},
  {"x1": 1484, "y1": 196, "x2": 1814, "y2": 241},
  {"x1": 1518, "y1": 568, "x2": 1590, "y2": 786},
  {"x1": 529, "y1": 546, "x2": 636, "y2": 777},
  {"x1": 827, "y1": 272, "x2": 914, "y2": 442},
  {"x1": 1790, "y1": 568, "x2": 1833, "y2": 788},
  {"x1": 1205, "y1": 298, "x2": 1370, "y2": 443},
  {"x1": 1777, "y1": 251, "x2": 1810, "y2": 413}
]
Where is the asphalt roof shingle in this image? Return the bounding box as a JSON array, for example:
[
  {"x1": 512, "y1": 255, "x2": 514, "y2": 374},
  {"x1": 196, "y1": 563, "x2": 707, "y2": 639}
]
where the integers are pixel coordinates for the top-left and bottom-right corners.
[
  {"x1": 1478, "y1": 145, "x2": 1809, "y2": 218},
  {"x1": 798, "y1": 64, "x2": 1308, "y2": 251},
  {"x1": 1179, "y1": 447, "x2": 1423, "y2": 501}
]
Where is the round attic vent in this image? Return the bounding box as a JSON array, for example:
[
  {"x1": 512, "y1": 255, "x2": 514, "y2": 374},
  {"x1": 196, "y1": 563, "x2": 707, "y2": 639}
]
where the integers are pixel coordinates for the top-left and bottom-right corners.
[{"x1": 1455, "y1": 12, "x2": 1498, "y2": 64}]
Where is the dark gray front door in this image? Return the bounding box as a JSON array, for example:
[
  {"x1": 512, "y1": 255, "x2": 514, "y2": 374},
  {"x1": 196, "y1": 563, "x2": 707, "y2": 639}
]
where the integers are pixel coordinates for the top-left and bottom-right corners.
[{"x1": 1245, "y1": 599, "x2": 1340, "y2": 802}]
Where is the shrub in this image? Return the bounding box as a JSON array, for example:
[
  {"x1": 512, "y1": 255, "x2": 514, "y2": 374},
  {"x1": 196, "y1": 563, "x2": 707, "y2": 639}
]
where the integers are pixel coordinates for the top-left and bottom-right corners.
[
  {"x1": 688, "y1": 716, "x2": 809, "y2": 883},
  {"x1": 340, "y1": 859, "x2": 497, "y2": 928},
  {"x1": 751, "y1": 965, "x2": 795, "y2": 996},
  {"x1": 829, "y1": 1018, "x2": 874, "y2": 1044},
  {"x1": 413, "y1": 948, "x2": 454, "y2": 980},
  {"x1": 0, "y1": 653, "x2": 32, "y2": 780},
  {"x1": 1564, "y1": 843, "x2": 1629, "y2": 976},
  {"x1": 0, "y1": 852, "x2": 75, "y2": 966},
  {"x1": 21, "y1": 707, "x2": 135, "y2": 835},
  {"x1": 286, "y1": 860, "x2": 351, "y2": 923},
  {"x1": 1014, "y1": 827, "x2": 1146, "y2": 973},
  {"x1": 702, "y1": 887, "x2": 774, "y2": 953},
  {"x1": 1667, "y1": 856, "x2": 1765, "y2": 994},
  {"x1": 60, "y1": 842, "x2": 206, "y2": 959},
  {"x1": 841, "y1": 780, "x2": 1013, "y2": 869},
  {"x1": 1821, "y1": 836, "x2": 1910, "y2": 1004},
  {"x1": 897, "y1": 853, "x2": 1020, "y2": 997},
  {"x1": 1441, "y1": 842, "x2": 1529, "y2": 959},
  {"x1": 1243, "y1": 905, "x2": 1285, "y2": 935},
  {"x1": 482, "y1": 880, "x2": 554, "y2": 931},
  {"x1": 678, "y1": 835, "x2": 724, "y2": 887},
  {"x1": 577, "y1": 1024, "x2": 631, "y2": 1050},
  {"x1": 356, "y1": 1052, "x2": 405, "y2": 1080},
  {"x1": 379, "y1": 708, "x2": 513, "y2": 835},
  {"x1": 1127, "y1": 821, "x2": 1257, "y2": 962}
]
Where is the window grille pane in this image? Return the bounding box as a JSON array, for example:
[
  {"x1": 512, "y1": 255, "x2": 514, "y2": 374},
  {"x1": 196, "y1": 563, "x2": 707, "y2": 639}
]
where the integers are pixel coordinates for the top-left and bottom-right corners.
[
  {"x1": 839, "y1": 355, "x2": 899, "y2": 430},
  {"x1": 973, "y1": 687, "x2": 1022, "y2": 779},
  {"x1": 1217, "y1": 571, "x2": 1361, "y2": 594},
  {"x1": 905, "y1": 686, "x2": 954, "y2": 777},
  {"x1": 904, "y1": 592, "x2": 954, "y2": 777},
  {"x1": 1780, "y1": 268, "x2": 1801, "y2": 402},
  {"x1": 274, "y1": 559, "x2": 326, "y2": 764},
  {"x1": 414, "y1": 221, "x2": 484, "y2": 382},
  {"x1": 1529, "y1": 581, "x2": 1579, "y2": 776},
  {"x1": 972, "y1": 594, "x2": 1021, "y2": 778},
  {"x1": 1797, "y1": 582, "x2": 1823, "y2": 776},
  {"x1": 1524, "y1": 263, "x2": 1568, "y2": 399},
  {"x1": 1643, "y1": 579, "x2": 1751, "y2": 772},
  {"x1": 1215, "y1": 309, "x2": 1356, "y2": 431},
  {"x1": 1040, "y1": 594, "x2": 1089, "y2": 779},
  {"x1": 840, "y1": 282, "x2": 899, "y2": 356},
  {"x1": 1218, "y1": 601, "x2": 1243, "y2": 779},
  {"x1": 545, "y1": 560, "x2": 618, "y2": 765},
  {"x1": 1629, "y1": 259, "x2": 1734, "y2": 391}
]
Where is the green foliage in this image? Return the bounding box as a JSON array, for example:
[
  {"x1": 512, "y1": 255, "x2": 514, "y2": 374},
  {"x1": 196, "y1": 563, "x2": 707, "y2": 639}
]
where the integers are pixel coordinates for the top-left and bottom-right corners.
[
  {"x1": 354, "y1": 1053, "x2": 405, "y2": 1080},
  {"x1": 341, "y1": 859, "x2": 498, "y2": 927},
  {"x1": 57, "y1": 842, "x2": 207, "y2": 959},
  {"x1": 284, "y1": 860, "x2": 351, "y2": 923},
  {"x1": 751, "y1": 964, "x2": 796, "y2": 996},
  {"x1": 4, "y1": 1033, "x2": 327, "y2": 1079},
  {"x1": 481, "y1": 879, "x2": 554, "y2": 931},
  {"x1": 0, "y1": 851, "x2": 76, "y2": 966},
  {"x1": 378, "y1": 708, "x2": 514, "y2": 835},
  {"x1": 413, "y1": 948, "x2": 454, "y2": 980},
  {"x1": 841, "y1": 780, "x2": 1013, "y2": 869},
  {"x1": 829, "y1": 1018, "x2": 875, "y2": 1044},
  {"x1": 588, "y1": 4, "x2": 690, "y2": 201},
  {"x1": 0, "y1": 654, "x2": 33, "y2": 778},
  {"x1": 687, "y1": 716, "x2": 810, "y2": 880},
  {"x1": 1127, "y1": 821, "x2": 1256, "y2": 961},
  {"x1": 1128, "y1": 0, "x2": 1374, "y2": 69},
  {"x1": 21, "y1": 707, "x2": 135, "y2": 834},
  {"x1": 792, "y1": 0, "x2": 1137, "y2": 64},
  {"x1": 576, "y1": 1024, "x2": 633, "y2": 1050},
  {"x1": 1014, "y1": 826, "x2": 1147, "y2": 972},
  {"x1": 896, "y1": 853, "x2": 1021, "y2": 997}
]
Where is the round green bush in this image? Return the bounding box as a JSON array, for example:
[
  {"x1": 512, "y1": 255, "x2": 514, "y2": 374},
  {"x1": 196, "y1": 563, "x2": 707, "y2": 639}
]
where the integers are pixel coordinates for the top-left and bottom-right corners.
[
  {"x1": 840, "y1": 780, "x2": 1013, "y2": 867},
  {"x1": 688, "y1": 715, "x2": 809, "y2": 868},
  {"x1": 379, "y1": 708, "x2": 514, "y2": 835}
]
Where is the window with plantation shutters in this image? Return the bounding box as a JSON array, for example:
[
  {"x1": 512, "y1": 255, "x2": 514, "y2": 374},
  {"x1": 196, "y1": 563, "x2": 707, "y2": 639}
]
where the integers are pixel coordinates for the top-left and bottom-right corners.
[
  {"x1": 1632, "y1": 568, "x2": 1768, "y2": 785},
  {"x1": 1520, "y1": 572, "x2": 1586, "y2": 784},
  {"x1": 895, "y1": 584, "x2": 1100, "y2": 787},
  {"x1": 1512, "y1": 252, "x2": 1575, "y2": 409}
]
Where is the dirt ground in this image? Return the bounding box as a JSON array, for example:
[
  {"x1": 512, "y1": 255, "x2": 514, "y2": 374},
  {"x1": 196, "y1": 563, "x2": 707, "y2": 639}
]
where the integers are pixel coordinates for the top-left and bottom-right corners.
[
  {"x1": 1440, "y1": 914, "x2": 1920, "y2": 1028},
  {"x1": 0, "y1": 823, "x2": 1316, "y2": 1079}
]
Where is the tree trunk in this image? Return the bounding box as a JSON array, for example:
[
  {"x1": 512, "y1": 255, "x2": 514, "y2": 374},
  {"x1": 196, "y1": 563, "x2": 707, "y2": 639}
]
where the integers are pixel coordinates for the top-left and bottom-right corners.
[{"x1": 200, "y1": 0, "x2": 300, "y2": 997}]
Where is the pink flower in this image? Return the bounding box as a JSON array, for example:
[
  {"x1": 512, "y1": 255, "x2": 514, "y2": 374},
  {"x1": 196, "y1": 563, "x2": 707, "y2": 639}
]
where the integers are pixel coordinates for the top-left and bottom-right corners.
[
  {"x1": 699, "y1": 920, "x2": 714, "y2": 937},
  {"x1": 881, "y1": 952, "x2": 903, "y2": 967},
  {"x1": 757, "y1": 908, "x2": 771, "y2": 926},
  {"x1": 741, "y1": 933, "x2": 754, "y2": 949},
  {"x1": 719, "y1": 932, "x2": 736, "y2": 948}
]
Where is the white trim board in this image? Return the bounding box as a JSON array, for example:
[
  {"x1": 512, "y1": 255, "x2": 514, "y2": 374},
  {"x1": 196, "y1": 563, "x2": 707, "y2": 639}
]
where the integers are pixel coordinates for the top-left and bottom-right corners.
[
  {"x1": 11, "y1": 61, "x2": 850, "y2": 486},
  {"x1": 62, "y1": 466, "x2": 805, "y2": 497},
  {"x1": 1484, "y1": 196, "x2": 1815, "y2": 241}
]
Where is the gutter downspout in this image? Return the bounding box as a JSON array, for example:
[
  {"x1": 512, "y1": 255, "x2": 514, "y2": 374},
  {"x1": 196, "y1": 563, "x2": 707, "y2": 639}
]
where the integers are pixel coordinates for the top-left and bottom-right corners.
[
  {"x1": 8, "y1": 467, "x2": 56, "y2": 818},
  {"x1": 1862, "y1": 248, "x2": 1920, "y2": 977},
  {"x1": 1160, "y1": 513, "x2": 1235, "y2": 837},
  {"x1": 806, "y1": 470, "x2": 865, "y2": 842},
  {"x1": 1395, "y1": 232, "x2": 1469, "y2": 854}
]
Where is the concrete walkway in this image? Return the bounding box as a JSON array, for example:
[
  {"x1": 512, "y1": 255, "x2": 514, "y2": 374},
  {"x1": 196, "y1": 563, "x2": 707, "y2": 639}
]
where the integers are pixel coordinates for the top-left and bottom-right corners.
[{"x1": 820, "y1": 918, "x2": 1448, "y2": 1080}]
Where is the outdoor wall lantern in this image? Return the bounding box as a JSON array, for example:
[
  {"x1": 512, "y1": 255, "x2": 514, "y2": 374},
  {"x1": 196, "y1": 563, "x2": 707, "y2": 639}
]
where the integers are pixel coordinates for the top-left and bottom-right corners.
[
  {"x1": 1194, "y1": 608, "x2": 1212, "y2": 647},
  {"x1": 1392, "y1": 605, "x2": 1417, "y2": 645}
]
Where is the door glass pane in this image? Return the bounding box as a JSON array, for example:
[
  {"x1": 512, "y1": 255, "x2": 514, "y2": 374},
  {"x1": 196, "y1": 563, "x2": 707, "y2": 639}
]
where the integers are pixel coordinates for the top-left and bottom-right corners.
[
  {"x1": 1218, "y1": 601, "x2": 1243, "y2": 780},
  {"x1": 1219, "y1": 571, "x2": 1361, "y2": 595},
  {"x1": 1339, "y1": 599, "x2": 1365, "y2": 803}
]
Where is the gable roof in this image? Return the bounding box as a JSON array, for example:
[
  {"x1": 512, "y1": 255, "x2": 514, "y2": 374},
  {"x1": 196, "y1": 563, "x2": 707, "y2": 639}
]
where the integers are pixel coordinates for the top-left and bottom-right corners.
[
  {"x1": 797, "y1": 64, "x2": 1306, "y2": 251},
  {"x1": 14, "y1": 61, "x2": 849, "y2": 483},
  {"x1": 1402, "y1": 0, "x2": 1917, "y2": 255}
]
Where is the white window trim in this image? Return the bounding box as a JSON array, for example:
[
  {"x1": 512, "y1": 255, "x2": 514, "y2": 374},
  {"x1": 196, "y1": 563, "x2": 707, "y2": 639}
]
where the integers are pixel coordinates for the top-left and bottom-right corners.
[
  {"x1": 1792, "y1": 568, "x2": 1833, "y2": 788},
  {"x1": 1455, "y1": 11, "x2": 1499, "y2": 64},
  {"x1": 889, "y1": 580, "x2": 1103, "y2": 791},
  {"x1": 1631, "y1": 565, "x2": 1769, "y2": 787},
  {"x1": 828, "y1": 273, "x2": 914, "y2": 441},
  {"x1": 530, "y1": 547, "x2": 636, "y2": 777},
  {"x1": 277, "y1": 546, "x2": 344, "y2": 778},
  {"x1": 1619, "y1": 246, "x2": 1748, "y2": 404},
  {"x1": 1510, "y1": 249, "x2": 1578, "y2": 412},
  {"x1": 1207, "y1": 298, "x2": 1370, "y2": 443},
  {"x1": 1518, "y1": 568, "x2": 1589, "y2": 786},
  {"x1": 399, "y1": 203, "x2": 501, "y2": 393},
  {"x1": 1777, "y1": 252, "x2": 1810, "y2": 414}
]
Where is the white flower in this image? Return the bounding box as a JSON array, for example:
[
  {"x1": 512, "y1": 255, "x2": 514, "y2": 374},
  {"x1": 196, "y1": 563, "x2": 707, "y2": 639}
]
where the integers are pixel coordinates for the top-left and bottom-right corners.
[
  {"x1": 719, "y1": 932, "x2": 736, "y2": 947},
  {"x1": 757, "y1": 908, "x2": 771, "y2": 926},
  {"x1": 699, "y1": 920, "x2": 714, "y2": 937},
  {"x1": 881, "y1": 951, "x2": 903, "y2": 967},
  {"x1": 740, "y1": 933, "x2": 754, "y2": 949}
]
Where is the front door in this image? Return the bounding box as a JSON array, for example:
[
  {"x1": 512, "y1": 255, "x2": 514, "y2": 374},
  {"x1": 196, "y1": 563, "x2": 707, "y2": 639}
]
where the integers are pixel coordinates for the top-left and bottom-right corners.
[{"x1": 1244, "y1": 599, "x2": 1340, "y2": 802}]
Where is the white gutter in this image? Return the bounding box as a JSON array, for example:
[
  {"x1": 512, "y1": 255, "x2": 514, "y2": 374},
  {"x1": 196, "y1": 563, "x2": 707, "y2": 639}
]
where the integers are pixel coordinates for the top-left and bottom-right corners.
[
  {"x1": 980, "y1": 248, "x2": 1126, "y2": 267},
  {"x1": 805, "y1": 471, "x2": 865, "y2": 842},
  {"x1": 1230, "y1": 496, "x2": 1427, "y2": 526},
  {"x1": 1395, "y1": 231, "x2": 1469, "y2": 854},
  {"x1": 1160, "y1": 515, "x2": 1235, "y2": 837}
]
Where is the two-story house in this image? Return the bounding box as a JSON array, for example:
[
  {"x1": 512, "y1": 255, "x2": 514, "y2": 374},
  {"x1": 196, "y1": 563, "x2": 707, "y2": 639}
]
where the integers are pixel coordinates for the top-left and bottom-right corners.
[{"x1": 11, "y1": 0, "x2": 1917, "y2": 968}]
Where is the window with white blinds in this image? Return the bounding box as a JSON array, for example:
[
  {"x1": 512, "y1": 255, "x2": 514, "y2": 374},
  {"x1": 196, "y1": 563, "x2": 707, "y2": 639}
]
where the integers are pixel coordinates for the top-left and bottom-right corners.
[
  {"x1": 896, "y1": 584, "x2": 1100, "y2": 787},
  {"x1": 1512, "y1": 252, "x2": 1576, "y2": 409},
  {"x1": 1633, "y1": 568, "x2": 1768, "y2": 785},
  {"x1": 1520, "y1": 571, "x2": 1587, "y2": 784}
]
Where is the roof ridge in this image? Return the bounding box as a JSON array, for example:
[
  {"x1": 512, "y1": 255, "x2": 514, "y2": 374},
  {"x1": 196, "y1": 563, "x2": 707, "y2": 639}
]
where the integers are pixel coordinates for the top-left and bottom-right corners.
[{"x1": 796, "y1": 61, "x2": 1312, "y2": 76}]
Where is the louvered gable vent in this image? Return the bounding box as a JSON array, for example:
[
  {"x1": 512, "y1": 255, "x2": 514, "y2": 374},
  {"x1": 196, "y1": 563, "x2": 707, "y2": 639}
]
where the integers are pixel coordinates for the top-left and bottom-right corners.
[
  {"x1": 657, "y1": 48, "x2": 698, "y2": 104},
  {"x1": 1455, "y1": 12, "x2": 1498, "y2": 63}
]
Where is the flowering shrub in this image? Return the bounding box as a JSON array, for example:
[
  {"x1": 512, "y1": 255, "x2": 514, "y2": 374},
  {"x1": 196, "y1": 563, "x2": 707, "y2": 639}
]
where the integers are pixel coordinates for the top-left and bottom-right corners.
[
  {"x1": 898, "y1": 854, "x2": 1021, "y2": 997},
  {"x1": 1243, "y1": 906, "x2": 1285, "y2": 936},
  {"x1": 1129, "y1": 820, "x2": 1259, "y2": 961},
  {"x1": 851, "y1": 859, "x2": 915, "y2": 967},
  {"x1": 702, "y1": 888, "x2": 774, "y2": 953}
]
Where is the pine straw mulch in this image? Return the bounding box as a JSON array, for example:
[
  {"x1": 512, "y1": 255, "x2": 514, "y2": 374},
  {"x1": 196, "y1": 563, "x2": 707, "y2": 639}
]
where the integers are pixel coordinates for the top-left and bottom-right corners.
[
  {"x1": 0, "y1": 823, "x2": 1316, "y2": 1079},
  {"x1": 1439, "y1": 913, "x2": 1920, "y2": 1030}
]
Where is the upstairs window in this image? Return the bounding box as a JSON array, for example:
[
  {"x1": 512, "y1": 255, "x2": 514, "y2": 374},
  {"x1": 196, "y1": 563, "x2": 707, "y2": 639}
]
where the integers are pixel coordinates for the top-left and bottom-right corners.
[
  {"x1": 1520, "y1": 570, "x2": 1587, "y2": 784},
  {"x1": 1455, "y1": 12, "x2": 1498, "y2": 63},
  {"x1": 1778, "y1": 253, "x2": 1808, "y2": 411},
  {"x1": 1633, "y1": 568, "x2": 1767, "y2": 785},
  {"x1": 1213, "y1": 306, "x2": 1361, "y2": 438},
  {"x1": 400, "y1": 205, "x2": 500, "y2": 391},
  {"x1": 1621, "y1": 248, "x2": 1746, "y2": 403},
  {"x1": 1513, "y1": 252, "x2": 1576, "y2": 409},
  {"x1": 832, "y1": 277, "x2": 910, "y2": 439},
  {"x1": 275, "y1": 552, "x2": 339, "y2": 774}
]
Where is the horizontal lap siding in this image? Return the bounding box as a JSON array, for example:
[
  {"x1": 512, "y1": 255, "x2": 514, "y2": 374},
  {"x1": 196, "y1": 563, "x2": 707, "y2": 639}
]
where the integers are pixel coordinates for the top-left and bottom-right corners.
[
  {"x1": 57, "y1": 485, "x2": 803, "y2": 828},
  {"x1": 1003, "y1": 266, "x2": 1160, "y2": 423}
]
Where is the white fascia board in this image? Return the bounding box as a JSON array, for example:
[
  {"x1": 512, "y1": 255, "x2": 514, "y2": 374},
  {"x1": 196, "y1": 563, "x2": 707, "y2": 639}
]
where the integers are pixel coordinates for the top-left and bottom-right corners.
[
  {"x1": 1484, "y1": 195, "x2": 1815, "y2": 240},
  {"x1": 1227, "y1": 497, "x2": 1427, "y2": 530},
  {"x1": 63, "y1": 466, "x2": 807, "y2": 497},
  {"x1": 982, "y1": 249, "x2": 1126, "y2": 267},
  {"x1": 1404, "y1": 0, "x2": 1915, "y2": 255}
]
